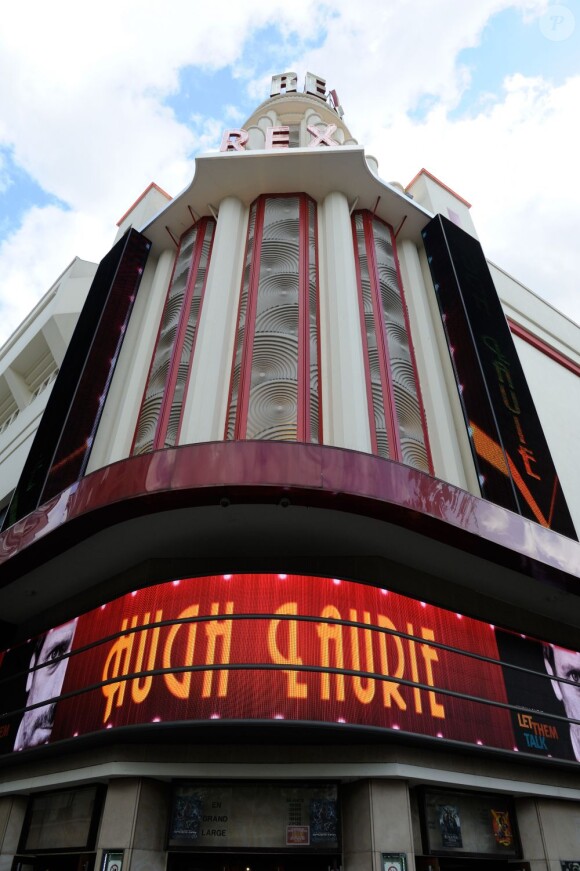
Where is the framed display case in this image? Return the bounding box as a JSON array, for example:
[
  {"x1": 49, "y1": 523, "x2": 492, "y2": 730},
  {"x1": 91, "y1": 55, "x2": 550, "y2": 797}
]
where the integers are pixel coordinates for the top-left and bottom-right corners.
[{"x1": 418, "y1": 787, "x2": 521, "y2": 859}]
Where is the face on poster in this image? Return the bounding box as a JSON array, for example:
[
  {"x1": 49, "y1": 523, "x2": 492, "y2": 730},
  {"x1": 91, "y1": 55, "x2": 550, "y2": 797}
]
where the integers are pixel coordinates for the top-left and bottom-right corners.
[{"x1": 0, "y1": 573, "x2": 578, "y2": 764}]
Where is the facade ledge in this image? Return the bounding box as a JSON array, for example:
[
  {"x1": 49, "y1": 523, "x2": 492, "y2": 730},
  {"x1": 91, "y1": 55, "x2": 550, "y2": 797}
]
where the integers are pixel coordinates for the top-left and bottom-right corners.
[
  {"x1": 0, "y1": 441, "x2": 579, "y2": 645},
  {"x1": 141, "y1": 147, "x2": 434, "y2": 255}
]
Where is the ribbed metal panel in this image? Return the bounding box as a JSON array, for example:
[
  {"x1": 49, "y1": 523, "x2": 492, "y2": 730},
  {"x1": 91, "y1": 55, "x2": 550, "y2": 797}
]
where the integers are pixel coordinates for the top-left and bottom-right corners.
[
  {"x1": 354, "y1": 212, "x2": 429, "y2": 472},
  {"x1": 133, "y1": 220, "x2": 214, "y2": 455},
  {"x1": 227, "y1": 196, "x2": 319, "y2": 443}
]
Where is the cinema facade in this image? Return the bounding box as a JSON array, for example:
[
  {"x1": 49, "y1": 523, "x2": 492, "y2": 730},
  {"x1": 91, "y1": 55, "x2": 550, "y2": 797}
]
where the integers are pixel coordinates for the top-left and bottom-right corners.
[{"x1": 1, "y1": 72, "x2": 580, "y2": 871}]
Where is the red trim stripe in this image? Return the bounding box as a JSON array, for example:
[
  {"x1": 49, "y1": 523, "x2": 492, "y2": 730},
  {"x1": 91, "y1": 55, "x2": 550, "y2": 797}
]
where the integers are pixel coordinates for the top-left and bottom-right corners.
[{"x1": 508, "y1": 319, "x2": 580, "y2": 378}]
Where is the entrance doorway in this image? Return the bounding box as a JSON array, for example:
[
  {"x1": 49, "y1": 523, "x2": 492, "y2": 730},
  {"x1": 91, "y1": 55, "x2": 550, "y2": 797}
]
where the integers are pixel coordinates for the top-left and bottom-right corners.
[
  {"x1": 168, "y1": 853, "x2": 341, "y2": 871},
  {"x1": 13, "y1": 854, "x2": 95, "y2": 871}
]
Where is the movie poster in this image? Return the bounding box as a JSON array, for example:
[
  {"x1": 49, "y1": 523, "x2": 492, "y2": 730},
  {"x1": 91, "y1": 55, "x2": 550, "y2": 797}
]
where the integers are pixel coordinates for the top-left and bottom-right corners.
[
  {"x1": 494, "y1": 628, "x2": 577, "y2": 762},
  {"x1": 170, "y1": 791, "x2": 203, "y2": 839},
  {"x1": 490, "y1": 809, "x2": 513, "y2": 847},
  {"x1": 438, "y1": 805, "x2": 462, "y2": 848},
  {"x1": 310, "y1": 798, "x2": 338, "y2": 844}
]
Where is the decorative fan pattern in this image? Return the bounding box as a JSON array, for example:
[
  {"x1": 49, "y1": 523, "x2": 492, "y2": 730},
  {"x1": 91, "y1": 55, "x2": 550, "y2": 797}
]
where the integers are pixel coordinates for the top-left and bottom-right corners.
[
  {"x1": 373, "y1": 219, "x2": 429, "y2": 472},
  {"x1": 353, "y1": 214, "x2": 390, "y2": 459},
  {"x1": 227, "y1": 196, "x2": 320, "y2": 443},
  {"x1": 226, "y1": 203, "x2": 256, "y2": 439},
  {"x1": 133, "y1": 219, "x2": 215, "y2": 454},
  {"x1": 247, "y1": 198, "x2": 301, "y2": 440},
  {"x1": 354, "y1": 212, "x2": 429, "y2": 472}
]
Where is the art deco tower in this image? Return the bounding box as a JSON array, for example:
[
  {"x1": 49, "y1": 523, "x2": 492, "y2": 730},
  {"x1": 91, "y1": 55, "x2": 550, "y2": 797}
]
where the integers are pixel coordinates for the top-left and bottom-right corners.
[{"x1": 0, "y1": 72, "x2": 579, "y2": 871}]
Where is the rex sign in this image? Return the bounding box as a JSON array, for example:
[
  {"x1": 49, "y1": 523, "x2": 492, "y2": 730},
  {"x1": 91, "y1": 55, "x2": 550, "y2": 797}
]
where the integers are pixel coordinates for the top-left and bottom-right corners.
[{"x1": 220, "y1": 71, "x2": 344, "y2": 152}]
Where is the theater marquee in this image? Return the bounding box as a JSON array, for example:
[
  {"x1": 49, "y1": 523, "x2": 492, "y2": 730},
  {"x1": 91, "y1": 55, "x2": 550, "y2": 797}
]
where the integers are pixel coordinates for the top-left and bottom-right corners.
[{"x1": 0, "y1": 574, "x2": 576, "y2": 762}]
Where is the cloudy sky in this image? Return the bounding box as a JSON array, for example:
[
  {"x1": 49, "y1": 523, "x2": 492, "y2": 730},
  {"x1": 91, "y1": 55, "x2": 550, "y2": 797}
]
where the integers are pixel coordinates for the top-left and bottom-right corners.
[{"x1": 1, "y1": 0, "x2": 578, "y2": 346}]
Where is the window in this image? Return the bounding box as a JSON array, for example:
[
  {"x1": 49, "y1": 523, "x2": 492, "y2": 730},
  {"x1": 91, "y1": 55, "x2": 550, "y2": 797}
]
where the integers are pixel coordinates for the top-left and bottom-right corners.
[
  {"x1": 352, "y1": 211, "x2": 430, "y2": 472},
  {"x1": 20, "y1": 786, "x2": 104, "y2": 852},
  {"x1": 226, "y1": 195, "x2": 320, "y2": 442}
]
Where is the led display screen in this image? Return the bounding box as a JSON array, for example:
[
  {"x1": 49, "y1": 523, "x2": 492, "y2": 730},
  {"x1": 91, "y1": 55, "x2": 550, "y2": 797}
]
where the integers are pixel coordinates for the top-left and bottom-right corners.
[
  {"x1": 422, "y1": 215, "x2": 576, "y2": 540},
  {"x1": 0, "y1": 574, "x2": 577, "y2": 763}
]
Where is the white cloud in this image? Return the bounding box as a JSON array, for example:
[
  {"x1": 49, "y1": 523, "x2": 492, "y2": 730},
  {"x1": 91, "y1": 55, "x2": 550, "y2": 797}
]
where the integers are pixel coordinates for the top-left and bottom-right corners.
[
  {"x1": 0, "y1": 0, "x2": 332, "y2": 345},
  {"x1": 1, "y1": 0, "x2": 578, "y2": 353},
  {"x1": 359, "y1": 72, "x2": 580, "y2": 327},
  {"x1": 0, "y1": 205, "x2": 111, "y2": 340}
]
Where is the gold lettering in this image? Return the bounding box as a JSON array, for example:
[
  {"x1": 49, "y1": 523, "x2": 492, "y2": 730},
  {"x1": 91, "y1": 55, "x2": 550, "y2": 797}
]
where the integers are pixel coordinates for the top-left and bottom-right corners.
[
  {"x1": 102, "y1": 617, "x2": 135, "y2": 721},
  {"x1": 267, "y1": 602, "x2": 308, "y2": 699},
  {"x1": 420, "y1": 628, "x2": 445, "y2": 718},
  {"x1": 349, "y1": 609, "x2": 375, "y2": 703},
  {"x1": 407, "y1": 622, "x2": 422, "y2": 713},
  {"x1": 163, "y1": 605, "x2": 199, "y2": 699},
  {"x1": 131, "y1": 610, "x2": 163, "y2": 704},
  {"x1": 202, "y1": 602, "x2": 234, "y2": 698},
  {"x1": 377, "y1": 616, "x2": 406, "y2": 710},
  {"x1": 317, "y1": 605, "x2": 345, "y2": 701}
]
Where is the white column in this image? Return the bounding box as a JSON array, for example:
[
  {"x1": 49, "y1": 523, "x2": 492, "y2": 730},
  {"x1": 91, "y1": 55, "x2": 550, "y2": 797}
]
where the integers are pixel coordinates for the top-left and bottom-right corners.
[
  {"x1": 42, "y1": 318, "x2": 69, "y2": 367},
  {"x1": 318, "y1": 190, "x2": 371, "y2": 453},
  {"x1": 4, "y1": 367, "x2": 31, "y2": 411},
  {"x1": 397, "y1": 237, "x2": 479, "y2": 493},
  {"x1": 179, "y1": 196, "x2": 248, "y2": 444},
  {"x1": 87, "y1": 248, "x2": 175, "y2": 472}
]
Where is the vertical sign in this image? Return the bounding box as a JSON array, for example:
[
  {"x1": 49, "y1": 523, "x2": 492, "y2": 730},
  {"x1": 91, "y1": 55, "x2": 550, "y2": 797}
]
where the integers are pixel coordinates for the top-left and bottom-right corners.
[
  {"x1": 3, "y1": 229, "x2": 151, "y2": 529},
  {"x1": 422, "y1": 214, "x2": 576, "y2": 539}
]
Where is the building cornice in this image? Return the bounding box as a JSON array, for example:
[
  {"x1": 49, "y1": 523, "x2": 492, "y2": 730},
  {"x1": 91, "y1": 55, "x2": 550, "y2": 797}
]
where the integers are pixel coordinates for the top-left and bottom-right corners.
[
  {"x1": 141, "y1": 147, "x2": 434, "y2": 255},
  {"x1": 0, "y1": 441, "x2": 579, "y2": 647}
]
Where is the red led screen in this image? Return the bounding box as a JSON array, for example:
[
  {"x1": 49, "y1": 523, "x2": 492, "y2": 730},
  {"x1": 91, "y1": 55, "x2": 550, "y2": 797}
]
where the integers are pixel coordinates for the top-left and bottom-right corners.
[
  {"x1": 0, "y1": 574, "x2": 577, "y2": 762},
  {"x1": 422, "y1": 215, "x2": 576, "y2": 539}
]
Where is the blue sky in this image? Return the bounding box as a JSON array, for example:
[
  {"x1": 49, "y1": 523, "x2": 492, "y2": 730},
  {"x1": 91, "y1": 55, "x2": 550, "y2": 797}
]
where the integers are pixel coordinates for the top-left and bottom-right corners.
[{"x1": 1, "y1": 0, "x2": 579, "y2": 344}]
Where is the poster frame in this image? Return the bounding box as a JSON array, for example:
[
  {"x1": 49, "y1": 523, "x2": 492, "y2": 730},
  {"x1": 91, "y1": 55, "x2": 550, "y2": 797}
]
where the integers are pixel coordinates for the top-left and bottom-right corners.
[{"x1": 417, "y1": 786, "x2": 521, "y2": 859}]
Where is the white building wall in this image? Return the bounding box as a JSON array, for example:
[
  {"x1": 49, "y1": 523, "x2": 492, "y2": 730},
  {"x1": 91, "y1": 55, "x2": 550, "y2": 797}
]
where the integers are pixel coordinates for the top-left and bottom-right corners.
[
  {"x1": 491, "y1": 261, "x2": 580, "y2": 531},
  {"x1": 0, "y1": 258, "x2": 96, "y2": 510},
  {"x1": 512, "y1": 336, "x2": 580, "y2": 531}
]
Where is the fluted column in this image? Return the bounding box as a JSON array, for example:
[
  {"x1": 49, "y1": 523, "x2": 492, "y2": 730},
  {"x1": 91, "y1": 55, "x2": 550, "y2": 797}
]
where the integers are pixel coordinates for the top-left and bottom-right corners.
[
  {"x1": 179, "y1": 196, "x2": 248, "y2": 444},
  {"x1": 319, "y1": 190, "x2": 371, "y2": 452}
]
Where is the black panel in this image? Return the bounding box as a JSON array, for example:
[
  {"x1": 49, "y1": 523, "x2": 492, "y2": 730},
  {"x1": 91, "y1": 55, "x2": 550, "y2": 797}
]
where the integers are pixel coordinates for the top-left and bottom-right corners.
[
  {"x1": 422, "y1": 214, "x2": 576, "y2": 539},
  {"x1": 3, "y1": 229, "x2": 151, "y2": 530}
]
